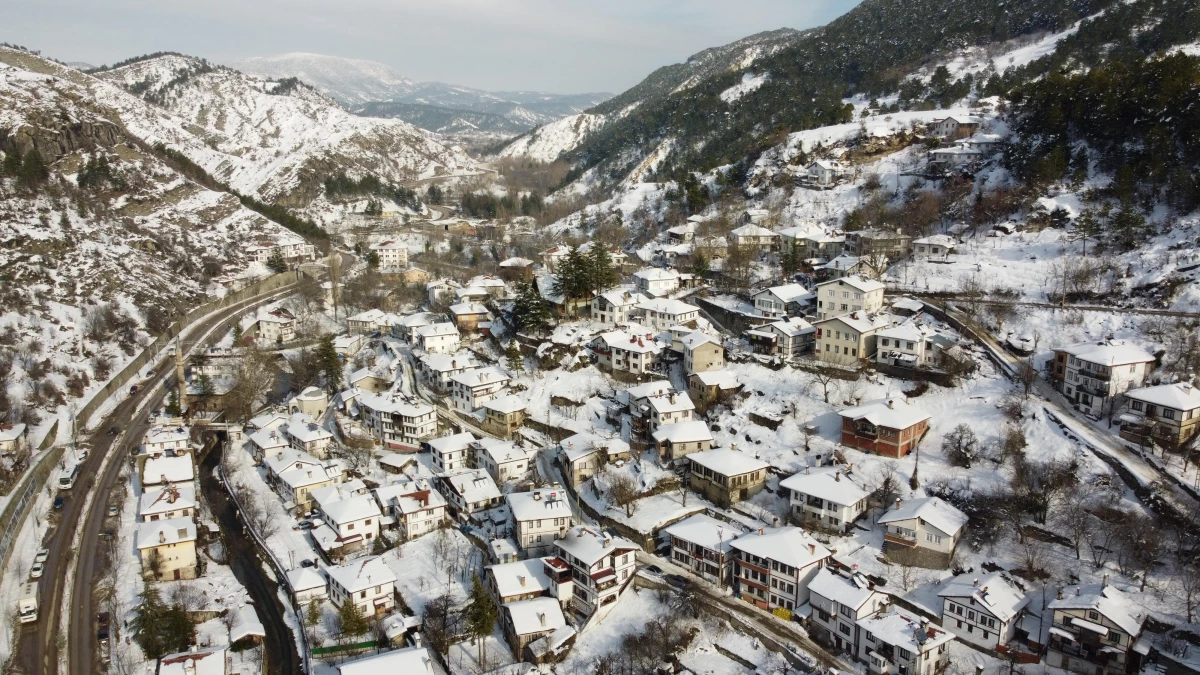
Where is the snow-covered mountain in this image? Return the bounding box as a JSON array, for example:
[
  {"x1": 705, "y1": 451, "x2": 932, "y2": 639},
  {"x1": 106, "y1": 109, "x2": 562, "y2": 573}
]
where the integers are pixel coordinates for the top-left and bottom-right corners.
[
  {"x1": 497, "y1": 113, "x2": 608, "y2": 163},
  {"x1": 228, "y1": 52, "x2": 612, "y2": 134},
  {"x1": 92, "y1": 53, "x2": 474, "y2": 205}
]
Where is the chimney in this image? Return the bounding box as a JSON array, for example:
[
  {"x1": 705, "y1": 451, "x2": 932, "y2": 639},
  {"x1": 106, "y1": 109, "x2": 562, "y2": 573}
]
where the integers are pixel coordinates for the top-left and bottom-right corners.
[
  {"x1": 538, "y1": 612, "x2": 546, "y2": 627},
  {"x1": 1076, "y1": 587, "x2": 1081, "y2": 596},
  {"x1": 534, "y1": 492, "x2": 542, "y2": 501},
  {"x1": 1103, "y1": 574, "x2": 1109, "y2": 588},
  {"x1": 972, "y1": 578, "x2": 979, "y2": 587},
  {"x1": 895, "y1": 498, "x2": 902, "y2": 509},
  {"x1": 519, "y1": 575, "x2": 526, "y2": 587},
  {"x1": 758, "y1": 528, "x2": 764, "y2": 535},
  {"x1": 808, "y1": 543, "x2": 816, "y2": 555},
  {"x1": 805, "y1": 466, "x2": 810, "y2": 475},
  {"x1": 835, "y1": 471, "x2": 841, "y2": 482},
  {"x1": 887, "y1": 399, "x2": 895, "y2": 409},
  {"x1": 158, "y1": 531, "x2": 166, "y2": 544},
  {"x1": 669, "y1": 393, "x2": 676, "y2": 404},
  {"x1": 1057, "y1": 589, "x2": 1064, "y2": 600}
]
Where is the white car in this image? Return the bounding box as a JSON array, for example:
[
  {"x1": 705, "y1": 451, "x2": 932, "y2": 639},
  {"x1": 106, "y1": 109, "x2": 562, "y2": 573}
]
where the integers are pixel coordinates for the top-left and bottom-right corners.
[
  {"x1": 34, "y1": 548, "x2": 49, "y2": 564},
  {"x1": 30, "y1": 562, "x2": 44, "y2": 579}
]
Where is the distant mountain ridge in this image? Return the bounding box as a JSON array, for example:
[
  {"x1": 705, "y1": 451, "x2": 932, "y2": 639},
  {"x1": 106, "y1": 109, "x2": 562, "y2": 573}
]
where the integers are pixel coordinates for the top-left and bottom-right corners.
[{"x1": 228, "y1": 52, "x2": 612, "y2": 135}]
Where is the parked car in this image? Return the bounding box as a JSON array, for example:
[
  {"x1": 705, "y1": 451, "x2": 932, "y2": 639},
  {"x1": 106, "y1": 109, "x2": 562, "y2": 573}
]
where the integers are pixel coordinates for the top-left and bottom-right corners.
[
  {"x1": 34, "y1": 548, "x2": 49, "y2": 564},
  {"x1": 106, "y1": 505, "x2": 118, "y2": 517},
  {"x1": 106, "y1": 426, "x2": 119, "y2": 437},
  {"x1": 128, "y1": 385, "x2": 138, "y2": 395},
  {"x1": 53, "y1": 496, "x2": 64, "y2": 510},
  {"x1": 665, "y1": 574, "x2": 690, "y2": 589},
  {"x1": 644, "y1": 565, "x2": 663, "y2": 576},
  {"x1": 77, "y1": 450, "x2": 89, "y2": 462},
  {"x1": 30, "y1": 562, "x2": 44, "y2": 579},
  {"x1": 300, "y1": 559, "x2": 316, "y2": 568},
  {"x1": 292, "y1": 519, "x2": 313, "y2": 531}
]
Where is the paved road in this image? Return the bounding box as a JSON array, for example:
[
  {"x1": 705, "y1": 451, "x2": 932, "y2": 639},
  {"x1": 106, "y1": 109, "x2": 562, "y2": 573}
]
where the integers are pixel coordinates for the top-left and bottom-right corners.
[
  {"x1": 7, "y1": 281, "x2": 300, "y2": 675},
  {"x1": 891, "y1": 290, "x2": 1200, "y2": 319}
]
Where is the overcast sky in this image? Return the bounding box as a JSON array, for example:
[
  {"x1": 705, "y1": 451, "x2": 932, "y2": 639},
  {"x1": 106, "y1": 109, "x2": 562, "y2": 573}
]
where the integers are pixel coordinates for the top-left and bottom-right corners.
[{"x1": 3, "y1": 0, "x2": 862, "y2": 93}]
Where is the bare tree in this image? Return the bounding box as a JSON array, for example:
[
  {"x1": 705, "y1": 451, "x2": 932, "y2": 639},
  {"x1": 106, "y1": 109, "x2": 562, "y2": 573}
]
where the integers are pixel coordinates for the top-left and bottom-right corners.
[
  {"x1": 885, "y1": 563, "x2": 919, "y2": 591},
  {"x1": 1176, "y1": 564, "x2": 1200, "y2": 623},
  {"x1": 1056, "y1": 491, "x2": 1094, "y2": 560},
  {"x1": 806, "y1": 364, "x2": 847, "y2": 404},
  {"x1": 942, "y1": 424, "x2": 979, "y2": 468},
  {"x1": 224, "y1": 344, "x2": 278, "y2": 423},
  {"x1": 608, "y1": 472, "x2": 640, "y2": 517}
]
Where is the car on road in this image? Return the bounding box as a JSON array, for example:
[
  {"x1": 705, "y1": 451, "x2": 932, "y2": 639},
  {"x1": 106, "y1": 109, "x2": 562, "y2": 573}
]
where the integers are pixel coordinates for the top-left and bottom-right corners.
[
  {"x1": 30, "y1": 562, "x2": 44, "y2": 579},
  {"x1": 77, "y1": 449, "x2": 89, "y2": 461},
  {"x1": 34, "y1": 548, "x2": 49, "y2": 564},
  {"x1": 664, "y1": 574, "x2": 690, "y2": 590},
  {"x1": 107, "y1": 426, "x2": 119, "y2": 436},
  {"x1": 644, "y1": 565, "x2": 663, "y2": 576},
  {"x1": 128, "y1": 385, "x2": 138, "y2": 395},
  {"x1": 107, "y1": 505, "x2": 119, "y2": 517},
  {"x1": 292, "y1": 519, "x2": 313, "y2": 531},
  {"x1": 53, "y1": 496, "x2": 64, "y2": 510}
]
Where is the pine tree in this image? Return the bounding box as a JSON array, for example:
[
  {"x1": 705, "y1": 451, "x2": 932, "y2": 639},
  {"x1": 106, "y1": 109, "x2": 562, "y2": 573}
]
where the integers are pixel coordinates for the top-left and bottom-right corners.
[
  {"x1": 339, "y1": 599, "x2": 369, "y2": 638},
  {"x1": 317, "y1": 334, "x2": 344, "y2": 392},
  {"x1": 464, "y1": 575, "x2": 498, "y2": 664},
  {"x1": 131, "y1": 582, "x2": 167, "y2": 659},
  {"x1": 16, "y1": 149, "x2": 49, "y2": 190},
  {"x1": 165, "y1": 389, "x2": 181, "y2": 416},
  {"x1": 505, "y1": 340, "x2": 524, "y2": 373},
  {"x1": 1, "y1": 147, "x2": 21, "y2": 176},
  {"x1": 366, "y1": 250, "x2": 380, "y2": 268},
  {"x1": 552, "y1": 247, "x2": 592, "y2": 306},
  {"x1": 588, "y1": 245, "x2": 617, "y2": 295},
  {"x1": 512, "y1": 282, "x2": 553, "y2": 335},
  {"x1": 692, "y1": 252, "x2": 710, "y2": 277},
  {"x1": 266, "y1": 248, "x2": 288, "y2": 274},
  {"x1": 305, "y1": 599, "x2": 322, "y2": 627}
]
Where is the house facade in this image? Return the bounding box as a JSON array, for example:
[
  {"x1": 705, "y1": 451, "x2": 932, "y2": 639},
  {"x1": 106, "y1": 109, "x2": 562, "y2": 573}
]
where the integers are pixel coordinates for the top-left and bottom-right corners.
[
  {"x1": 878, "y1": 497, "x2": 968, "y2": 569},
  {"x1": 1118, "y1": 382, "x2": 1200, "y2": 450},
  {"x1": 554, "y1": 527, "x2": 639, "y2": 619},
  {"x1": 838, "y1": 399, "x2": 931, "y2": 459},
  {"x1": 815, "y1": 276, "x2": 886, "y2": 321},
  {"x1": 731, "y1": 526, "x2": 830, "y2": 614},
  {"x1": 137, "y1": 517, "x2": 198, "y2": 581},
  {"x1": 808, "y1": 568, "x2": 889, "y2": 654},
  {"x1": 508, "y1": 488, "x2": 576, "y2": 557},
  {"x1": 1046, "y1": 583, "x2": 1145, "y2": 675},
  {"x1": 938, "y1": 572, "x2": 1031, "y2": 650},
  {"x1": 591, "y1": 288, "x2": 648, "y2": 325},
  {"x1": 326, "y1": 557, "x2": 396, "y2": 616},
  {"x1": 1049, "y1": 341, "x2": 1155, "y2": 418},
  {"x1": 664, "y1": 514, "x2": 741, "y2": 587},
  {"x1": 752, "y1": 284, "x2": 814, "y2": 319},
  {"x1": 681, "y1": 332, "x2": 724, "y2": 375},
  {"x1": 687, "y1": 448, "x2": 769, "y2": 509},
  {"x1": 449, "y1": 367, "x2": 511, "y2": 412},
  {"x1": 780, "y1": 466, "x2": 869, "y2": 533}
]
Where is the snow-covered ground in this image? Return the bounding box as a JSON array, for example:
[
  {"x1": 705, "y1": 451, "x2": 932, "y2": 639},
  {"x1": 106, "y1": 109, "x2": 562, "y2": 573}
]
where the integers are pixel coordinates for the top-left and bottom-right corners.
[{"x1": 497, "y1": 113, "x2": 607, "y2": 163}]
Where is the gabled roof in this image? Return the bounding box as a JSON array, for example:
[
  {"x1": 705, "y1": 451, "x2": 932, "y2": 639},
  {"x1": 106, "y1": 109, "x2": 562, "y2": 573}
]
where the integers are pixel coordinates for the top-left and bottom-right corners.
[
  {"x1": 488, "y1": 558, "x2": 552, "y2": 597},
  {"x1": 637, "y1": 298, "x2": 697, "y2": 315},
  {"x1": 647, "y1": 391, "x2": 696, "y2": 415},
  {"x1": 1125, "y1": 382, "x2": 1200, "y2": 410},
  {"x1": 336, "y1": 647, "x2": 442, "y2": 675},
  {"x1": 287, "y1": 567, "x2": 327, "y2": 593},
  {"x1": 816, "y1": 275, "x2": 885, "y2": 293},
  {"x1": 474, "y1": 437, "x2": 536, "y2": 466},
  {"x1": 754, "y1": 283, "x2": 813, "y2": 304},
  {"x1": 814, "y1": 312, "x2": 894, "y2": 335},
  {"x1": 326, "y1": 556, "x2": 396, "y2": 594},
  {"x1": 158, "y1": 646, "x2": 227, "y2": 675},
  {"x1": 856, "y1": 609, "x2": 956, "y2": 653},
  {"x1": 838, "y1": 398, "x2": 929, "y2": 430},
  {"x1": 680, "y1": 331, "x2": 721, "y2": 351},
  {"x1": 416, "y1": 322, "x2": 460, "y2": 338},
  {"x1": 321, "y1": 494, "x2": 382, "y2": 525},
  {"x1": 143, "y1": 455, "x2": 195, "y2": 484},
  {"x1": 731, "y1": 224, "x2": 777, "y2": 238},
  {"x1": 780, "y1": 466, "x2": 869, "y2": 507},
  {"x1": 355, "y1": 389, "x2": 435, "y2": 418},
  {"x1": 597, "y1": 287, "x2": 648, "y2": 307},
  {"x1": 449, "y1": 302, "x2": 489, "y2": 316},
  {"x1": 767, "y1": 317, "x2": 815, "y2": 337},
  {"x1": 560, "y1": 432, "x2": 630, "y2": 463},
  {"x1": 419, "y1": 352, "x2": 476, "y2": 373},
  {"x1": 144, "y1": 426, "x2": 190, "y2": 447},
  {"x1": 483, "y1": 395, "x2": 527, "y2": 415},
  {"x1": 138, "y1": 484, "x2": 197, "y2": 517},
  {"x1": 938, "y1": 572, "x2": 1030, "y2": 622},
  {"x1": 1048, "y1": 584, "x2": 1144, "y2": 636},
  {"x1": 690, "y1": 369, "x2": 739, "y2": 389},
  {"x1": 688, "y1": 448, "x2": 767, "y2": 476},
  {"x1": 1057, "y1": 341, "x2": 1154, "y2": 367},
  {"x1": 441, "y1": 468, "x2": 502, "y2": 503},
  {"x1": 633, "y1": 267, "x2": 681, "y2": 282},
  {"x1": 508, "y1": 488, "x2": 573, "y2": 522},
  {"x1": 878, "y1": 496, "x2": 968, "y2": 537},
  {"x1": 624, "y1": 380, "x2": 674, "y2": 401},
  {"x1": 729, "y1": 526, "x2": 830, "y2": 570},
  {"x1": 450, "y1": 366, "x2": 510, "y2": 389},
  {"x1": 429, "y1": 432, "x2": 477, "y2": 454},
  {"x1": 652, "y1": 420, "x2": 714, "y2": 445},
  {"x1": 664, "y1": 514, "x2": 742, "y2": 552},
  {"x1": 555, "y1": 526, "x2": 638, "y2": 566},
  {"x1": 820, "y1": 254, "x2": 863, "y2": 271},
  {"x1": 505, "y1": 596, "x2": 566, "y2": 636},
  {"x1": 137, "y1": 516, "x2": 197, "y2": 550},
  {"x1": 809, "y1": 568, "x2": 883, "y2": 611}
]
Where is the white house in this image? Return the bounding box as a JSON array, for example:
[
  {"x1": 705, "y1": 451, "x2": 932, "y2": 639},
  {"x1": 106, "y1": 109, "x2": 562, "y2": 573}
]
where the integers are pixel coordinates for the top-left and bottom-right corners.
[
  {"x1": 326, "y1": 556, "x2": 396, "y2": 616},
  {"x1": 592, "y1": 287, "x2": 649, "y2": 325},
  {"x1": 138, "y1": 484, "x2": 196, "y2": 522},
  {"x1": 355, "y1": 389, "x2": 437, "y2": 449},
  {"x1": 554, "y1": 526, "x2": 639, "y2": 618},
  {"x1": 680, "y1": 331, "x2": 724, "y2": 375},
  {"x1": 0, "y1": 423, "x2": 27, "y2": 456},
  {"x1": 912, "y1": 235, "x2": 957, "y2": 259},
  {"x1": 143, "y1": 426, "x2": 190, "y2": 456},
  {"x1": 416, "y1": 323, "x2": 461, "y2": 354},
  {"x1": 373, "y1": 477, "x2": 447, "y2": 542},
  {"x1": 437, "y1": 468, "x2": 503, "y2": 518},
  {"x1": 652, "y1": 419, "x2": 714, "y2": 463},
  {"x1": 751, "y1": 284, "x2": 814, "y2": 319},
  {"x1": 347, "y1": 308, "x2": 389, "y2": 335},
  {"x1": 429, "y1": 432, "x2": 477, "y2": 473},
  {"x1": 747, "y1": 317, "x2": 815, "y2": 358},
  {"x1": 875, "y1": 323, "x2": 953, "y2": 369},
  {"x1": 287, "y1": 567, "x2": 328, "y2": 604},
  {"x1": 780, "y1": 465, "x2": 869, "y2": 533},
  {"x1": 252, "y1": 307, "x2": 297, "y2": 343},
  {"x1": 879, "y1": 497, "x2": 969, "y2": 568},
  {"x1": 731, "y1": 526, "x2": 830, "y2": 614},
  {"x1": 808, "y1": 159, "x2": 849, "y2": 186},
  {"x1": 808, "y1": 567, "x2": 889, "y2": 654},
  {"x1": 419, "y1": 352, "x2": 477, "y2": 389},
  {"x1": 141, "y1": 455, "x2": 195, "y2": 488},
  {"x1": 856, "y1": 609, "x2": 956, "y2": 675},
  {"x1": 635, "y1": 298, "x2": 699, "y2": 330},
  {"x1": 663, "y1": 514, "x2": 742, "y2": 587},
  {"x1": 316, "y1": 494, "x2": 382, "y2": 556},
  {"x1": 819, "y1": 254, "x2": 867, "y2": 280},
  {"x1": 1050, "y1": 341, "x2": 1156, "y2": 418},
  {"x1": 449, "y1": 366, "x2": 511, "y2": 412},
  {"x1": 730, "y1": 224, "x2": 779, "y2": 252},
  {"x1": 335, "y1": 647, "x2": 444, "y2": 675},
  {"x1": 815, "y1": 276, "x2": 886, "y2": 320},
  {"x1": 1045, "y1": 583, "x2": 1146, "y2": 675},
  {"x1": 938, "y1": 572, "x2": 1031, "y2": 650},
  {"x1": 593, "y1": 329, "x2": 666, "y2": 376},
  {"x1": 646, "y1": 391, "x2": 695, "y2": 433},
  {"x1": 137, "y1": 517, "x2": 198, "y2": 581},
  {"x1": 472, "y1": 438, "x2": 537, "y2": 484},
  {"x1": 284, "y1": 412, "x2": 333, "y2": 459},
  {"x1": 372, "y1": 240, "x2": 409, "y2": 269},
  {"x1": 931, "y1": 115, "x2": 982, "y2": 138},
  {"x1": 632, "y1": 268, "x2": 681, "y2": 297},
  {"x1": 508, "y1": 488, "x2": 575, "y2": 557}
]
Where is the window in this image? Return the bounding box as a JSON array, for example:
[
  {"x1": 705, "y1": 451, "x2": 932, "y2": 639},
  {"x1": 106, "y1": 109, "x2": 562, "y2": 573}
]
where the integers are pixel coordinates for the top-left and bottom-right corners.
[
  {"x1": 1089, "y1": 610, "x2": 1100, "y2": 621},
  {"x1": 1164, "y1": 409, "x2": 1176, "y2": 420},
  {"x1": 1132, "y1": 401, "x2": 1144, "y2": 411},
  {"x1": 926, "y1": 533, "x2": 942, "y2": 545}
]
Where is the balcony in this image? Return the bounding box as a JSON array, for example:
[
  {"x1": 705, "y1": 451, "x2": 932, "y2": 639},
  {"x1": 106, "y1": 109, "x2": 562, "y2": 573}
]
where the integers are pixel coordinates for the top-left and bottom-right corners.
[
  {"x1": 884, "y1": 532, "x2": 918, "y2": 547},
  {"x1": 1079, "y1": 368, "x2": 1111, "y2": 381}
]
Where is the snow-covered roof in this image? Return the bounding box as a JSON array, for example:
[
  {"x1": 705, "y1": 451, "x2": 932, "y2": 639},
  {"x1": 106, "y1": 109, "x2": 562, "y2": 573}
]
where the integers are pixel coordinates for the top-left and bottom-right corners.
[
  {"x1": 248, "y1": 411, "x2": 289, "y2": 432},
  {"x1": 326, "y1": 556, "x2": 396, "y2": 594},
  {"x1": 680, "y1": 331, "x2": 721, "y2": 351},
  {"x1": 321, "y1": 494, "x2": 382, "y2": 525},
  {"x1": 449, "y1": 302, "x2": 489, "y2": 316},
  {"x1": 938, "y1": 115, "x2": 982, "y2": 125},
  {"x1": 1125, "y1": 382, "x2": 1200, "y2": 410},
  {"x1": 416, "y1": 322, "x2": 460, "y2": 338},
  {"x1": 624, "y1": 380, "x2": 675, "y2": 401},
  {"x1": 810, "y1": 159, "x2": 844, "y2": 170},
  {"x1": 499, "y1": 257, "x2": 533, "y2": 267},
  {"x1": 633, "y1": 267, "x2": 681, "y2": 282},
  {"x1": 144, "y1": 425, "x2": 190, "y2": 447},
  {"x1": 1049, "y1": 584, "x2": 1144, "y2": 636},
  {"x1": 637, "y1": 298, "x2": 697, "y2": 316},
  {"x1": 817, "y1": 275, "x2": 885, "y2": 293},
  {"x1": 729, "y1": 527, "x2": 830, "y2": 570},
  {"x1": 483, "y1": 395, "x2": 527, "y2": 415},
  {"x1": 664, "y1": 514, "x2": 741, "y2": 552},
  {"x1": 419, "y1": 352, "x2": 476, "y2": 373},
  {"x1": 475, "y1": 438, "x2": 535, "y2": 466},
  {"x1": 336, "y1": 647, "x2": 443, "y2": 675},
  {"x1": 348, "y1": 308, "x2": 387, "y2": 323},
  {"x1": 137, "y1": 516, "x2": 197, "y2": 550},
  {"x1": 912, "y1": 234, "x2": 957, "y2": 247},
  {"x1": 809, "y1": 568, "x2": 881, "y2": 611},
  {"x1": 731, "y1": 224, "x2": 777, "y2": 238},
  {"x1": 780, "y1": 466, "x2": 869, "y2": 507},
  {"x1": 1057, "y1": 341, "x2": 1155, "y2": 367},
  {"x1": 856, "y1": 609, "x2": 956, "y2": 653},
  {"x1": 138, "y1": 484, "x2": 197, "y2": 517},
  {"x1": 754, "y1": 283, "x2": 813, "y2": 304},
  {"x1": 441, "y1": 469, "x2": 501, "y2": 503},
  {"x1": 450, "y1": 366, "x2": 510, "y2": 389},
  {"x1": 560, "y1": 432, "x2": 630, "y2": 463},
  {"x1": 767, "y1": 317, "x2": 815, "y2": 337},
  {"x1": 143, "y1": 455, "x2": 195, "y2": 484},
  {"x1": 488, "y1": 558, "x2": 552, "y2": 598},
  {"x1": 691, "y1": 370, "x2": 739, "y2": 389},
  {"x1": 355, "y1": 389, "x2": 434, "y2": 418},
  {"x1": 263, "y1": 448, "x2": 322, "y2": 474},
  {"x1": 428, "y1": 432, "x2": 476, "y2": 454},
  {"x1": 878, "y1": 497, "x2": 968, "y2": 537},
  {"x1": 230, "y1": 604, "x2": 266, "y2": 644},
  {"x1": 158, "y1": 647, "x2": 227, "y2": 675},
  {"x1": 287, "y1": 567, "x2": 326, "y2": 593},
  {"x1": 652, "y1": 420, "x2": 714, "y2": 445},
  {"x1": 816, "y1": 311, "x2": 894, "y2": 335},
  {"x1": 688, "y1": 448, "x2": 767, "y2": 476},
  {"x1": 876, "y1": 323, "x2": 938, "y2": 343},
  {"x1": 597, "y1": 287, "x2": 648, "y2": 307},
  {"x1": 838, "y1": 398, "x2": 930, "y2": 431},
  {"x1": 285, "y1": 413, "x2": 332, "y2": 443},
  {"x1": 820, "y1": 254, "x2": 863, "y2": 271},
  {"x1": 508, "y1": 488, "x2": 573, "y2": 522},
  {"x1": 394, "y1": 312, "x2": 435, "y2": 328},
  {"x1": 938, "y1": 572, "x2": 1030, "y2": 622},
  {"x1": 311, "y1": 480, "x2": 367, "y2": 510},
  {"x1": 505, "y1": 597, "x2": 566, "y2": 636},
  {"x1": 599, "y1": 329, "x2": 665, "y2": 355},
  {"x1": 278, "y1": 463, "x2": 341, "y2": 490},
  {"x1": 647, "y1": 391, "x2": 696, "y2": 415},
  {"x1": 555, "y1": 526, "x2": 639, "y2": 566}
]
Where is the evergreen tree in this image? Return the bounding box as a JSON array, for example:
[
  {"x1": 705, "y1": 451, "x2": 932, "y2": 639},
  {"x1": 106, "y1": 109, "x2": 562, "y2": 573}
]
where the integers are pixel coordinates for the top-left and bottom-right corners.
[
  {"x1": 1, "y1": 147, "x2": 21, "y2": 176},
  {"x1": 692, "y1": 252, "x2": 710, "y2": 277},
  {"x1": 464, "y1": 575, "x2": 498, "y2": 664},
  {"x1": 1109, "y1": 205, "x2": 1149, "y2": 250},
  {"x1": 551, "y1": 247, "x2": 592, "y2": 304},
  {"x1": 165, "y1": 389, "x2": 181, "y2": 417},
  {"x1": 365, "y1": 250, "x2": 380, "y2": 268},
  {"x1": 195, "y1": 372, "x2": 215, "y2": 399},
  {"x1": 266, "y1": 248, "x2": 288, "y2": 274},
  {"x1": 305, "y1": 599, "x2": 322, "y2": 628},
  {"x1": 339, "y1": 599, "x2": 369, "y2": 638},
  {"x1": 505, "y1": 340, "x2": 524, "y2": 373},
  {"x1": 780, "y1": 240, "x2": 803, "y2": 279},
  {"x1": 131, "y1": 582, "x2": 167, "y2": 659},
  {"x1": 16, "y1": 149, "x2": 49, "y2": 190},
  {"x1": 317, "y1": 334, "x2": 344, "y2": 391},
  {"x1": 511, "y1": 282, "x2": 553, "y2": 335},
  {"x1": 588, "y1": 245, "x2": 618, "y2": 295}
]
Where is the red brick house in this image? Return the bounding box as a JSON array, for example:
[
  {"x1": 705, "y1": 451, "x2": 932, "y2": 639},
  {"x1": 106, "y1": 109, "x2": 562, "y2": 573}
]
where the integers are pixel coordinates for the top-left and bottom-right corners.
[{"x1": 838, "y1": 399, "x2": 930, "y2": 458}]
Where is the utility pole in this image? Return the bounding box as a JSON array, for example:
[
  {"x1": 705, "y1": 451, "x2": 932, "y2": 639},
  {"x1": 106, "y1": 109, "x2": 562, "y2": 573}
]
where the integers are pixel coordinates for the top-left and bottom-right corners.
[
  {"x1": 176, "y1": 335, "x2": 189, "y2": 416},
  {"x1": 70, "y1": 403, "x2": 78, "y2": 463}
]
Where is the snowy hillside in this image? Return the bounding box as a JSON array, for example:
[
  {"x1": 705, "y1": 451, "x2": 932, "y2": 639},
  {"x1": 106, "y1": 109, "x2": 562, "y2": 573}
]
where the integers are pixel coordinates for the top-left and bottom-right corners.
[
  {"x1": 0, "y1": 48, "x2": 300, "y2": 439},
  {"x1": 228, "y1": 52, "x2": 420, "y2": 105},
  {"x1": 497, "y1": 113, "x2": 607, "y2": 163},
  {"x1": 95, "y1": 54, "x2": 475, "y2": 204}
]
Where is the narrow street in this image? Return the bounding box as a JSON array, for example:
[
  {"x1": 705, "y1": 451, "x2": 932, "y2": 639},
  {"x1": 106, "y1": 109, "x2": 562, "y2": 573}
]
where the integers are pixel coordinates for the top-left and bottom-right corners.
[{"x1": 198, "y1": 444, "x2": 299, "y2": 675}]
